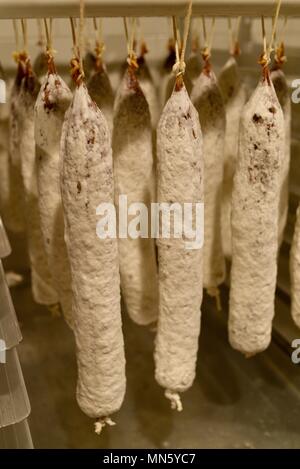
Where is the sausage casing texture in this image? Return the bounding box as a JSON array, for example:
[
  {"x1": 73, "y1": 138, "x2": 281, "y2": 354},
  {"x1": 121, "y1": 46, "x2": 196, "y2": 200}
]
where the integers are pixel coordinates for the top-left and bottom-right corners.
[
  {"x1": 229, "y1": 79, "x2": 284, "y2": 355},
  {"x1": 113, "y1": 69, "x2": 158, "y2": 326},
  {"x1": 60, "y1": 83, "x2": 126, "y2": 418},
  {"x1": 163, "y1": 71, "x2": 193, "y2": 107},
  {"x1": 155, "y1": 83, "x2": 203, "y2": 396},
  {"x1": 18, "y1": 72, "x2": 58, "y2": 305},
  {"x1": 218, "y1": 56, "x2": 248, "y2": 259},
  {"x1": 35, "y1": 72, "x2": 73, "y2": 326},
  {"x1": 271, "y1": 68, "x2": 291, "y2": 245},
  {"x1": 290, "y1": 204, "x2": 300, "y2": 329},
  {"x1": 191, "y1": 69, "x2": 226, "y2": 290}
]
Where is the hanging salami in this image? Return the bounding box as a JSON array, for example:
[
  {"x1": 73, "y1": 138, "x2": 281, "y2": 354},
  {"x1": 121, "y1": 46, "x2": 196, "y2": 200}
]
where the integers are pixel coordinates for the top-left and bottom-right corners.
[
  {"x1": 229, "y1": 30, "x2": 284, "y2": 355},
  {"x1": 271, "y1": 41, "x2": 291, "y2": 245},
  {"x1": 113, "y1": 22, "x2": 158, "y2": 326},
  {"x1": 35, "y1": 37, "x2": 73, "y2": 327},
  {"x1": 191, "y1": 37, "x2": 226, "y2": 299},
  {"x1": 155, "y1": 4, "x2": 203, "y2": 410},
  {"x1": 60, "y1": 30, "x2": 125, "y2": 429},
  {"x1": 218, "y1": 26, "x2": 248, "y2": 259}
]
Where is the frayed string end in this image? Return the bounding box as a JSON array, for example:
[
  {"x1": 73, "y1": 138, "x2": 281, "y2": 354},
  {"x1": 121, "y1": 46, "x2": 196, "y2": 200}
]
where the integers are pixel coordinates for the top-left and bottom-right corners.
[
  {"x1": 94, "y1": 416, "x2": 116, "y2": 435},
  {"x1": 165, "y1": 389, "x2": 183, "y2": 412}
]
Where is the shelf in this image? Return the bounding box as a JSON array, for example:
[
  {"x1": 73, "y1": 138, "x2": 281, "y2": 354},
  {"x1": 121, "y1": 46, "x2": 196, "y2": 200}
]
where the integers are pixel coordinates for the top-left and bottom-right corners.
[{"x1": 0, "y1": 0, "x2": 299, "y2": 19}]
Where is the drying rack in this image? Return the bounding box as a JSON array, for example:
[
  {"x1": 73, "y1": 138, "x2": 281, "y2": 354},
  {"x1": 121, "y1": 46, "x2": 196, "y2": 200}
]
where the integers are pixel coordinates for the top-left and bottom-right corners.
[{"x1": 0, "y1": 0, "x2": 299, "y2": 18}]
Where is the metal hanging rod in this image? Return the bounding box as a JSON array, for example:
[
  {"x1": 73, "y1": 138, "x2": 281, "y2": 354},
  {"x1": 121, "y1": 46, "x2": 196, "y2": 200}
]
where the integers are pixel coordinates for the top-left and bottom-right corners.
[{"x1": 0, "y1": 0, "x2": 299, "y2": 19}]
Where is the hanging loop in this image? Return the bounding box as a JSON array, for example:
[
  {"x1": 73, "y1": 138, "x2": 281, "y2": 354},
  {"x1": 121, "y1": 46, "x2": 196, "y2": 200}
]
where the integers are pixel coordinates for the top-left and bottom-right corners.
[
  {"x1": 93, "y1": 18, "x2": 105, "y2": 71},
  {"x1": 274, "y1": 17, "x2": 287, "y2": 67},
  {"x1": 200, "y1": 16, "x2": 215, "y2": 74},
  {"x1": 172, "y1": 0, "x2": 193, "y2": 86},
  {"x1": 124, "y1": 17, "x2": 138, "y2": 70},
  {"x1": 44, "y1": 18, "x2": 57, "y2": 74},
  {"x1": 70, "y1": 14, "x2": 85, "y2": 85},
  {"x1": 258, "y1": 0, "x2": 282, "y2": 80},
  {"x1": 228, "y1": 16, "x2": 241, "y2": 56}
]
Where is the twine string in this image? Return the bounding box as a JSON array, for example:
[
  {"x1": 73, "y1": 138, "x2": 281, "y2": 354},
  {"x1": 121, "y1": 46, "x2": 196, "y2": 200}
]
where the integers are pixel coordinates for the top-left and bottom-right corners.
[
  {"x1": 19, "y1": 18, "x2": 33, "y2": 77},
  {"x1": 44, "y1": 18, "x2": 56, "y2": 73},
  {"x1": 228, "y1": 16, "x2": 241, "y2": 56},
  {"x1": 180, "y1": 0, "x2": 193, "y2": 65},
  {"x1": 93, "y1": 17, "x2": 105, "y2": 67},
  {"x1": 12, "y1": 19, "x2": 19, "y2": 51},
  {"x1": 21, "y1": 19, "x2": 28, "y2": 54},
  {"x1": 12, "y1": 19, "x2": 22, "y2": 64},
  {"x1": 201, "y1": 16, "x2": 215, "y2": 63},
  {"x1": 259, "y1": 0, "x2": 282, "y2": 71},
  {"x1": 69, "y1": 10, "x2": 84, "y2": 85},
  {"x1": 268, "y1": 0, "x2": 282, "y2": 59},
  {"x1": 37, "y1": 18, "x2": 45, "y2": 48},
  {"x1": 172, "y1": 16, "x2": 180, "y2": 66},
  {"x1": 124, "y1": 17, "x2": 138, "y2": 69},
  {"x1": 274, "y1": 16, "x2": 288, "y2": 65},
  {"x1": 123, "y1": 17, "x2": 129, "y2": 55},
  {"x1": 78, "y1": 0, "x2": 85, "y2": 73},
  {"x1": 172, "y1": 0, "x2": 193, "y2": 78}
]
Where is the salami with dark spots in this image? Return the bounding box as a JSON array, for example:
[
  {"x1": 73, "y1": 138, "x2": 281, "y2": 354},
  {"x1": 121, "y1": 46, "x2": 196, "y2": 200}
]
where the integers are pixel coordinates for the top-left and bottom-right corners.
[
  {"x1": 271, "y1": 67, "x2": 291, "y2": 245},
  {"x1": 60, "y1": 83, "x2": 126, "y2": 420},
  {"x1": 229, "y1": 78, "x2": 284, "y2": 355},
  {"x1": 155, "y1": 82, "x2": 203, "y2": 409},
  {"x1": 191, "y1": 68, "x2": 226, "y2": 291},
  {"x1": 35, "y1": 71, "x2": 73, "y2": 327},
  {"x1": 18, "y1": 65, "x2": 58, "y2": 305},
  {"x1": 113, "y1": 67, "x2": 158, "y2": 326}
]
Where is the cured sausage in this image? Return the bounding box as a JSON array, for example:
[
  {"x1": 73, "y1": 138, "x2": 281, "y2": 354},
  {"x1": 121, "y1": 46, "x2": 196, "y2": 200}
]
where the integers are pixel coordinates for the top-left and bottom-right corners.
[
  {"x1": 218, "y1": 55, "x2": 247, "y2": 259},
  {"x1": 60, "y1": 80, "x2": 126, "y2": 426},
  {"x1": 164, "y1": 69, "x2": 192, "y2": 106},
  {"x1": 160, "y1": 36, "x2": 193, "y2": 106},
  {"x1": 191, "y1": 59, "x2": 226, "y2": 294},
  {"x1": 271, "y1": 43, "x2": 291, "y2": 245},
  {"x1": 113, "y1": 64, "x2": 158, "y2": 326},
  {"x1": 35, "y1": 53, "x2": 73, "y2": 326},
  {"x1": 18, "y1": 55, "x2": 58, "y2": 305},
  {"x1": 229, "y1": 73, "x2": 284, "y2": 355},
  {"x1": 155, "y1": 76, "x2": 203, "y2": 409}
]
